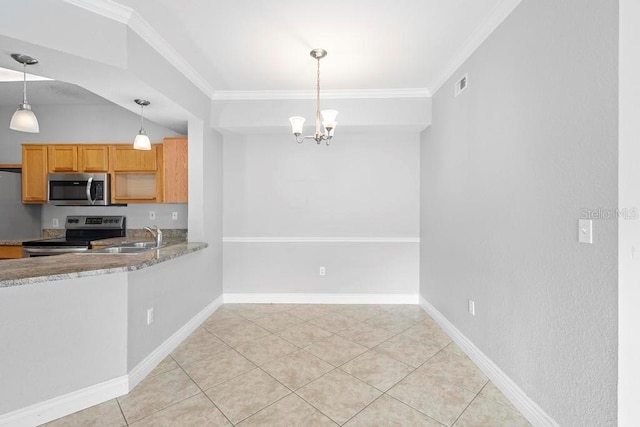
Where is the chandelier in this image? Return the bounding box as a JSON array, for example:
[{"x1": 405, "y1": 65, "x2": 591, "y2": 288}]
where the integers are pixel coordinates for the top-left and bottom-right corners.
[
  {"x1": 289, "y1": 49, "x2": 338, "y2": 146},
  {"x1": 9, "y1": 53, "x2": 40, "y2": 133}
]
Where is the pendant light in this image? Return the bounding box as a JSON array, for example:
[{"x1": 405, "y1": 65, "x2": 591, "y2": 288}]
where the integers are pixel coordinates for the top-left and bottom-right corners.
[
  {"x1": 289, "y1": 49, "x2": 338, "y2": 146},
  {"x1": 9, "y1": 53, "x2": 39, "y2": 133},
  {"x1": 133, "y1": 99, "x2": 151, "y2": 150}
]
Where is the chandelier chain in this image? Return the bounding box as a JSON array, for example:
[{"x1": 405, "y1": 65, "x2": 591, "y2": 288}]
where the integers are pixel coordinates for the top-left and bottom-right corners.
[{"x1": 316, "y1": 56, "x2": 321, "y2": 136}]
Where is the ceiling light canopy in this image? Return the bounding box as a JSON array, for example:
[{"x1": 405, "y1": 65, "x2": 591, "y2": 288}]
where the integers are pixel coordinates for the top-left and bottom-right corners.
[
  {"x1": 133, "y1": 99, "x2": 151, "y2": 150},
  {"x1": 289, "y1": 49, "x2": 338, "y2": 146},
  {"x1": 9, "y1": 53, "x2": 40, "y2": 134}
]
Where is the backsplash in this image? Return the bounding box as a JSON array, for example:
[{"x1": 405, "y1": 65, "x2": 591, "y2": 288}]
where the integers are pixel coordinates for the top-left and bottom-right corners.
[
  {"x1": 42, "y1": 228, "x2": 188, "y2": 241},
  {"x1": 41, "y1": 204, "x2": 188, "y2": 229}
]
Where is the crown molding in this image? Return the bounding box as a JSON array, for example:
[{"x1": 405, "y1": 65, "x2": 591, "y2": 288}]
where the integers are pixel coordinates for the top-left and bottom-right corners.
[
  {"x1": 428, "y1": 0, "x2": 523, "y2": 94},
  {"x1": 64, "y1": 0, "x2": 215, "y2": 98},
  {"x1": 212, "y1": 88, "x2": 431, "y2": 101}
]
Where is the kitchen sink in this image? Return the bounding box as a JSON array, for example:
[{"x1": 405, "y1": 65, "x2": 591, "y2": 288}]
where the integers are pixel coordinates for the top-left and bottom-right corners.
[{"x1": 119, "y1": 241, "x2": 163, "y2": 249}]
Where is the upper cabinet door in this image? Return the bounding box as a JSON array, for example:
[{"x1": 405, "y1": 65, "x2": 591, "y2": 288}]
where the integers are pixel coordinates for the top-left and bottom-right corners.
[
  {"x1": 22, "y1": 145, "x2": 48, "y2": 203},
  {"x1": 79, "y1": 145, "x2": 109, "y2": 172},
  {"x1": 110, "y1": 145, "x2": 158, "y2": 172},
  {"x1": 47, "y1": 145, "x2": 78, "y2": 172}
]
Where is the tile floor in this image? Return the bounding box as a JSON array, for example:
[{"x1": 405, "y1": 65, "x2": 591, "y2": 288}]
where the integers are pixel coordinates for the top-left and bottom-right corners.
[{"x1": 42, "y1": 304, "x2": 531, "y2": 426}]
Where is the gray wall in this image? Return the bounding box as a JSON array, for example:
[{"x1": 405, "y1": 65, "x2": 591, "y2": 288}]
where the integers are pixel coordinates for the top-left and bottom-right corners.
[
  {"x1": 223, "y1": 131, "x2": 420, "y2": 296},
  {"x1": 419, "y1": 0, "x2": 618, "y2": 426},
  {"x1": 0, "y1": 274, "x2": 128, "y2": 415}
]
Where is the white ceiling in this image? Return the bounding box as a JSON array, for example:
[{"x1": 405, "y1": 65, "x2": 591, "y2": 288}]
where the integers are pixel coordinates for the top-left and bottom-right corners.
[
  {"x1": 0, "y1": 80, "x2": 112, "y2": 107},
  {"x1": 114, "y1": 0, "x2": 519, "y2": 95}
]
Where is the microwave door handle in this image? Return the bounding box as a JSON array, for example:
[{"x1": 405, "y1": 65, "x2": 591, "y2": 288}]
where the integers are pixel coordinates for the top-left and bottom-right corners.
[{"x1": 85, "y1": 176, "x2": 96, "y2": 205}]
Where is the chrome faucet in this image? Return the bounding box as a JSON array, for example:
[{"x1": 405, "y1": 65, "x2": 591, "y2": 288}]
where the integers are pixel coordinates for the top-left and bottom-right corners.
[{"x1": 144, "y1": 225, "x2": 163, "y2": 248}]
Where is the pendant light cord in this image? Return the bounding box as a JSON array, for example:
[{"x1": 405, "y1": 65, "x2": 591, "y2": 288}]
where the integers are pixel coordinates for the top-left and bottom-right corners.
[
  {"x1": 139, "y1": 104, "x2": 145, "y2": 132},
  {"x1": 22, "y1": 63, "x2": 28, "y2": 104}
]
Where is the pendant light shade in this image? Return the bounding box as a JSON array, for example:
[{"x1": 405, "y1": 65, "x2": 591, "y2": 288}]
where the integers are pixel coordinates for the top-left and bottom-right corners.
[
  {"x1": 9, "y1": 53, "x2": 39, "y2": 133},
  {"x1": 10, "y1": 104, "x2": 39, "y2": 133},
  {"x1": 133, "y1": 99, "x2": 151, "y2": 150}
]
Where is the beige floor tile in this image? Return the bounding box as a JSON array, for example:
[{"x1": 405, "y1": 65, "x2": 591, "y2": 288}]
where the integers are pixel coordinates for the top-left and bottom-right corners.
[
  {"x1": 340, "y1": 350, "x2": 414, "y2": 391},
  {"x1": 205, "y1": 368, "x2": 290, "y2": 424},
  {"x1": 453, "y1": 396, "x2": 531, "y2": 427},
  {"x1": 297, "y1": 369, "x2": 382, "y2": 425},
  {"x1": 336, "y1": 322, "x2": 396, "y2": 348},
  {"x1": 252, "y1": 311, "x2": 304, "y2": 332},
  {"x1": 442, "y1": 342, "x2": 467, "y2": 357},
  {"x1": 129, "y1": 393, "x2": 231, "y2": 427},
  {"x1": 261, "y1": 349, "x2": 334, "y2": 390},
  {"x1": 170, "y1": 327, "x2": 230, "y2": 365},
  {"x1": 304, "y1": 334, "x2": 369, "y2": 366},
  {"x1": 117, "y1": 368, "x2": 200, "y2": 424},
  {"x1": 390, "y1": 304, "x2": 430, "y2": 322},
  {"x1": 181, "y1": 348, "x2": 255, "y2": 390},
  {"x1": 235, "y1": 334, "x2": 299, "y2": 365},
  {"x1": 148, "y1": 356, "x2": 179, "y2": 378},
  {"x1": 43, "y1": 399, "x2": 126, "y2": 427},
  {"x1": 226, "y1": 303, "x2": 290, "y2": 320},
  {"x1": 344, "y1": 394, "x2": 444, "y2": 426},
  {"x1": 478, "y1": 382, "x2": 513, "y2": 408},
  {"x1": 388, "y1": 370, "x2": 476, "y2": 426},
  {"x1": 418, "y1": 350, "x2": 488, "y2": 393},
  {"x1": 203, "y1": 316, "x2": 247, "y2": 334},
  {"x1": 211, "y1": 319, "x2": 271, "y2": 347},
  {"x1": 308, "y1": 313, "x2": 362, "y2": 333},
  {"x1": 286, "y1": 304, "x2": 331, "y2": 321},
  {"x1": 366, "y1": 312, "x2": 417, "y2": 333},
  {"x1": 400, "y1": 322, "x2": 452, "y2": 347},
  {"x1": 204, "y1": 308, "x2": 243, "y2": 324},
  {"x1": 276, "y1": 322, "x2": 333, "y2": 347},
  {"x1": 375, "y1": 334, "x2": 445, "y2": 368},
  {"x1": 340, "y1": 304, "x2": 388, "y2": 321},
  {"x1": 237, "y1": 393, "x2": 337, "y2": 426}
]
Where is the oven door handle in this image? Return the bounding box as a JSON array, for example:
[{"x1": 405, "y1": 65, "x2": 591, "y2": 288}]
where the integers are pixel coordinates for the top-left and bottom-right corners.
[
  {"x1": 85, "y1": 176, "x2": 96, "y2": 205},
  {"x1": 22, "y1": 247, "x2": 90, "y2": 254}
]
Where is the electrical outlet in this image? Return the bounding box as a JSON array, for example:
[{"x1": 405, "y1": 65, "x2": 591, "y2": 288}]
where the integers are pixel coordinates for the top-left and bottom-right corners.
[
  {"x1": 172, "y1": 212, "x2": 178, "y2": 221},
  {"x1": 468, "y1": 299, "x2": 475, "y2": 316},
  {"x1": 149, "y1": 211, "x2": 156, "y2": 220},
  {"x1": 319, "y1": 266, "x2": 326, "y2": 276},
  {"x1": 52, "y1": 218, "x2": 59, "y2": 227},
  {"x1": 146, "y1": 308, "x2": 154, "y2": 325}
]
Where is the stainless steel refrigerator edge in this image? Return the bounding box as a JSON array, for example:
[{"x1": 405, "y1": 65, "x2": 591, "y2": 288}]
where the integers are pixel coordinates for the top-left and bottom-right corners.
[{"x1": 0, "y1": 170, "x2": 42, "y2": 240}]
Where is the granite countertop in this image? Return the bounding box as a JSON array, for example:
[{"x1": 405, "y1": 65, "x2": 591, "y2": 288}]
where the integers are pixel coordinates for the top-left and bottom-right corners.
[
  {"x1": 0, "y1": 242, "x2": 208, "y2": 288},
  {"x1": 0, "y1": 238, "x2": 44, "y2": 246}
]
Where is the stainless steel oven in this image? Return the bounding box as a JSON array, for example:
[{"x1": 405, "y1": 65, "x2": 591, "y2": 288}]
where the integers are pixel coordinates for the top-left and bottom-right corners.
[
  {"x1": 22, "y1": 215, "x2": 126, "y2": 257},
  {"x1": 47, "y1": 173, "x2": 111, "y2": 206}
]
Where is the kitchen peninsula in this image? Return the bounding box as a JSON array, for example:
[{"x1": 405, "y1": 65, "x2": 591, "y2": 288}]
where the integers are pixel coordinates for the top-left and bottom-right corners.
[{"x1": 0, "y1": 240, "x2": 218, "y2": 426}]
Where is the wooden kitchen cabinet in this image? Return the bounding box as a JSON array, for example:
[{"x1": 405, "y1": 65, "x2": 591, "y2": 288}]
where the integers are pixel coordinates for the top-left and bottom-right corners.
[
  {"x1": 162, "y1": 136, "x2": 188, "y2": 202},
  {"x1": 0, "y1": 246, "x2": 23, "y2": 259},
  {"x1": 110, "y1": 145, "x2": 158, "y2": 172},
  {"x1": 110, "y1": 144, "x2": 163, "y2": 203},
  {"x1": 79, "y1": 145, "x2": 109, "y2": 172},
  {"x1": 22, "y1": 145, "x2": 48, "y2": 203},
  {"x1": 48, "y1": 145, "x2": 78, "y2": 172}
]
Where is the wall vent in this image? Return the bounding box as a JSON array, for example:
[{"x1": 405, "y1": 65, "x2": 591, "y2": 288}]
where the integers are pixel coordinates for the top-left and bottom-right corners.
[{"x1": 455, "y1": 74, "x2": 468, "y2": 97}]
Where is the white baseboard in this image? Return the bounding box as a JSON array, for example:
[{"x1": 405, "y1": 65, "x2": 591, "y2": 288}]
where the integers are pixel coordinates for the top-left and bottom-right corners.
[
  {"x1": 223, "y1": 293, "x2": 419, "y2": 305},
  {"x1": 128, "y1": 294, "x2": 225, "y2": 389},
  {"x1": 0, "y1": 295, "x2": 225, "y2": 427},
  {"x1": 0, "y1": 376, "x2": 128, "y2": 427},
  {"x1": 419, "y1": 297, "x2": 558, "y2": 427}
]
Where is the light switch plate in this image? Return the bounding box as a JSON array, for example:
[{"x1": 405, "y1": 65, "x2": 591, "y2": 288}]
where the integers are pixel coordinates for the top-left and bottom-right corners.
[{"x1": 579, "y1": 219, "x2": 593, "y2": 244}]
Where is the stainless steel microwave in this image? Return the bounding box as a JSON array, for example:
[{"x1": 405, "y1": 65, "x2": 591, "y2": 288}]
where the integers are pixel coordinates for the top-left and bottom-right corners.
[{"x1": 47, "y1": 173, "x2": 111, "y2": 206}]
